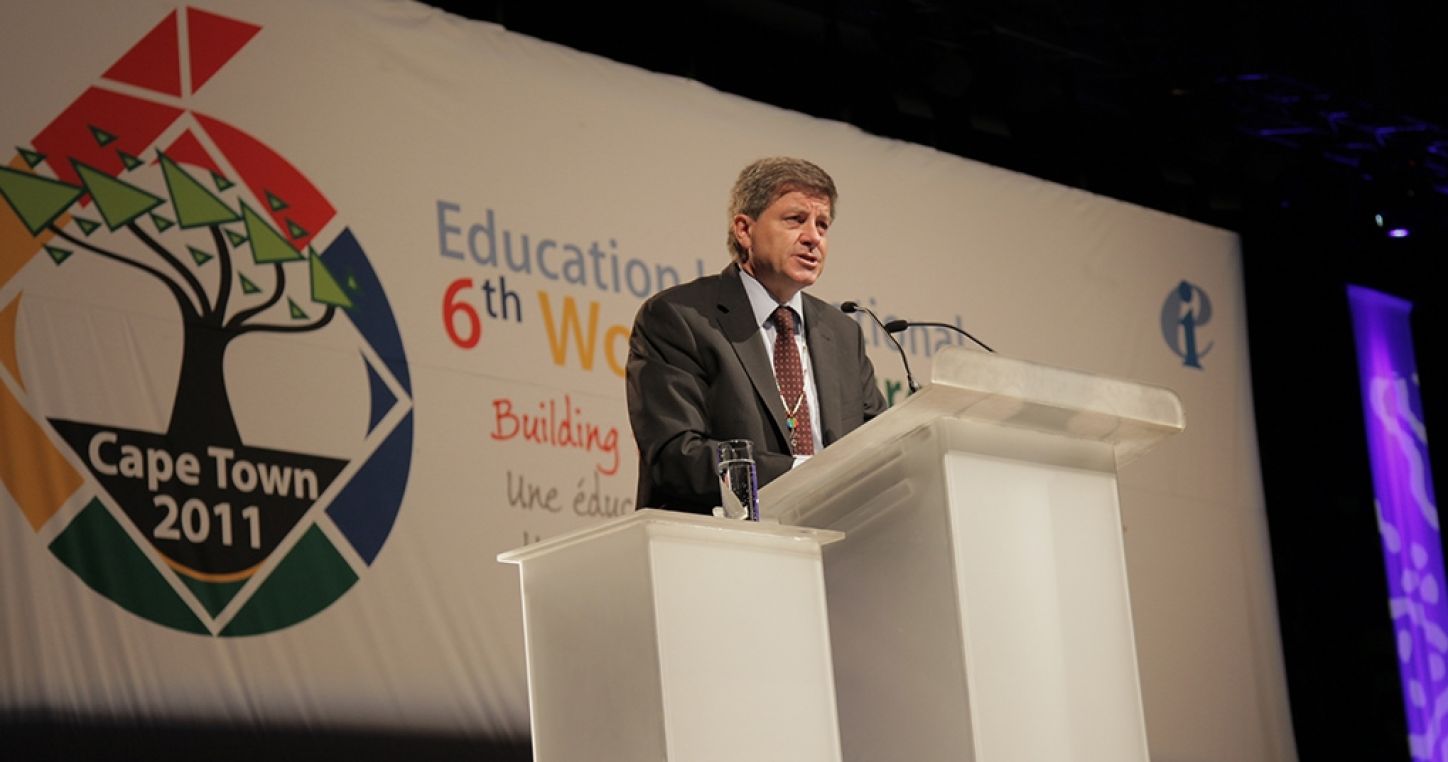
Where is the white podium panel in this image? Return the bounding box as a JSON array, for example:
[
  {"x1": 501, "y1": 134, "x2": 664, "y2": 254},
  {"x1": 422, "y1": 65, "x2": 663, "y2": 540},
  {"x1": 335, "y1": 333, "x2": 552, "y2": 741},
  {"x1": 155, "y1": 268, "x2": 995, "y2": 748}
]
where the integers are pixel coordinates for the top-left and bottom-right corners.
[
  {"x1": 499, "y1": 509, "x2": 845, "y2": 762},
  {"x1": 948, "y1": 448, "x2": 1145, "y2": 761},
  {"x1": 761, "y1": 348, "x2": 1182, "y2": 761}
]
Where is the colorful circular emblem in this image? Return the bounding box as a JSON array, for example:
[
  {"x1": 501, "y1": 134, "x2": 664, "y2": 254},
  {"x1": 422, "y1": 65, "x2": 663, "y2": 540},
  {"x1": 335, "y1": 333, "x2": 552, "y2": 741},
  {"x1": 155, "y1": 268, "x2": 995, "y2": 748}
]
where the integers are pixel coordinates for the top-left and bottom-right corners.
[{"x1": 0, "y1": 8, "x2": 412, "y2": 636}]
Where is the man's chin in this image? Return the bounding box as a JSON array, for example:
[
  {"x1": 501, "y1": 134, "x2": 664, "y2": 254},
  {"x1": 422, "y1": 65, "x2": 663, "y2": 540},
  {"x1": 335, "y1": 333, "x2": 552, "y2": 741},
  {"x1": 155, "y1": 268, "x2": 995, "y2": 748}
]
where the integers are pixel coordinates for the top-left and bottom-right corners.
[{"x1": 789, "y1": 272, "x2": 821, "y2": 289}]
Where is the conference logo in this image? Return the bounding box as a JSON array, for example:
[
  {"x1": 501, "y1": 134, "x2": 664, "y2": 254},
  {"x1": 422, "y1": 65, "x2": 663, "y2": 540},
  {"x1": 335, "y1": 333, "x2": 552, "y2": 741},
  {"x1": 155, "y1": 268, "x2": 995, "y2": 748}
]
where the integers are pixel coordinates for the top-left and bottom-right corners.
[
  {"x1": 1160, "y1": 280, "x2": 1214, "y2": 369},
  {"x1": 0, "y1": 8, "x2": 413, "y2": 635}
]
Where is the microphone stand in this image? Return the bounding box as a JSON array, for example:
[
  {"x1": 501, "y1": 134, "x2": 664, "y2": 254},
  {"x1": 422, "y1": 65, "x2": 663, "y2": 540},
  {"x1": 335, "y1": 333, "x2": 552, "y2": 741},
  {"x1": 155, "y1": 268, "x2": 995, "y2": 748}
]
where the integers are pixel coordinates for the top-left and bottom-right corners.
[
  {"x1": 884, "y1": 319, "x2": 994, "y2": 354},
  {"x1": 842, "y1": 302, "x2": 920, "y2": 393}
]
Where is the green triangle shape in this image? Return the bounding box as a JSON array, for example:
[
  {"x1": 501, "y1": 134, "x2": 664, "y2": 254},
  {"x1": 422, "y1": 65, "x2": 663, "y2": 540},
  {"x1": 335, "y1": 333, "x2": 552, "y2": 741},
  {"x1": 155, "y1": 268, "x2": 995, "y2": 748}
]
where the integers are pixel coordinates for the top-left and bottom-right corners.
[
  {"x1": 285, "y1": 219, "x2": 307, "y2": 239},
  {"x1": 239, "y1": 273, "x2": 261, "y2": 294},
  {"x1": 118, "y1": 151, "x2": 143, "y2": 171},
  {"x1": 288, "y1": 297, "x2": 308, "y2": 320},
  {"x1": 309, "y1": 251, "x2": 353, "y2": 309},
  {"x1": 241, "y1": 202, "x2": 304, "y2": 264},
  {"x1": 149, "y1": 212, "x2": 174, "y2": 232},
  {"x1": 211, "y1": 171, "x2": 234, "y2": 191},
  {"x1": 188, "y1": 245, "x2": 214, "y2": 266},
  {"x1": 73, "y1": 160, "x2": 164, "y2": 230},
  {"x1": 45, "y1": 245, "x2": 72, "y2": 264},
  {"x1": 177, "y1": 574, "x2": 247, "y2": 618},
  {"x1": 224, "y1": 228, "x2": 248, "y2": 247},
  {"x1": 17, "y1": 147, "x2": 44, "y2": 168},
  {"x1": 0, "y1": 165, "x2": 84, "y2": 235},
  {"x1": 266, "y1": 191, "x2": 288, "y2": 211},
  {"x1": 159, "y1": 154, "x2": 240, "y2": 228},
  {"x1": 89, "y1": 125, "x2": 117, "y2": 147},
  {"x1": 220, "y1": 525, "x2": 357, "y2": 637},
  {"x1": 50, "y1": 499, "x2": 207, "y2": 635},
  {"x1": 74, "y1": 216, "x2": 100, "y2": 235}
]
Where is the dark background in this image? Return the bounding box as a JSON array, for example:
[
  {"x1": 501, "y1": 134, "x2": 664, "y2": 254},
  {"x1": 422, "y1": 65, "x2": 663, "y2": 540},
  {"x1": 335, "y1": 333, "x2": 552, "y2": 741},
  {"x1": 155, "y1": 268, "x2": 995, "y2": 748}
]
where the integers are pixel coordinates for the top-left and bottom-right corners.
[{"x1": 13, "y1": 1, "x2": 1446, "y2": 758}]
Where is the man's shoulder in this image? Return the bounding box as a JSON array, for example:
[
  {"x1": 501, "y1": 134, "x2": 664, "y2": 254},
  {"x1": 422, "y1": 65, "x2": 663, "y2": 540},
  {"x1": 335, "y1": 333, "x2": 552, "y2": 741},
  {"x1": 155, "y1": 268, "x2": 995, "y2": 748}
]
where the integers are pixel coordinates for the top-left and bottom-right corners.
[
  {"x1": 652, "y1": 269, "x2": 726, "y2": 302},
  {"x1": 802, "y1": 291, "x2": 856, "y2": 330},
  {"x1": 637, "y1": 266, "x2": 734, "y2": 317}
]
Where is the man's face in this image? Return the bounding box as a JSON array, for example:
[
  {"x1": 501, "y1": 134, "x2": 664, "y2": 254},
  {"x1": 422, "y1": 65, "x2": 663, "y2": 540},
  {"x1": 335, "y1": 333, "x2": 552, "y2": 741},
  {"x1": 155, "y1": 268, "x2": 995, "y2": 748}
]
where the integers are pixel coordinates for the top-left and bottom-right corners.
[{"x1": 734, "y1": 190, "x2": 831, "y2": 303}]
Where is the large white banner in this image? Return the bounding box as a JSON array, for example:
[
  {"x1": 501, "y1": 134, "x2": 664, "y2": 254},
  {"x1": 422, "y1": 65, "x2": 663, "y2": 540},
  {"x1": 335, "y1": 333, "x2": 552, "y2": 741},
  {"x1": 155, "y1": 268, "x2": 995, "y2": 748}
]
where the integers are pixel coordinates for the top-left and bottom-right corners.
[{"x1": 0, "y1": 1, "x2": 1293, "y2": 758}]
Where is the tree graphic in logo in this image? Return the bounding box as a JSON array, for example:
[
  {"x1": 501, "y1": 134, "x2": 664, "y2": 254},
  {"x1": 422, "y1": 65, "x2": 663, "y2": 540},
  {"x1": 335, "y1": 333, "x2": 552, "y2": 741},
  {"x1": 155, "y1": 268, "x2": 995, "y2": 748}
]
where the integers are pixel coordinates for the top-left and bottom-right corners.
[
  {"x1": 0, "y1": 8, "x2": 412, "y2": 636},
  {"x1": 3, "y1": 144, "x2": 350, "y2": 446}
]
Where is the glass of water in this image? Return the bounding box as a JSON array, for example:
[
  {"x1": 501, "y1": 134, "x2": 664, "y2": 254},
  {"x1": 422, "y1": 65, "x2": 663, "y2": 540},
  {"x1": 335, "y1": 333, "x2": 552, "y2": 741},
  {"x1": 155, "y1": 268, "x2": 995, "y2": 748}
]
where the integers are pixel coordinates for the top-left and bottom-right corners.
[{"x1": 717, "y1": 439, "x2": 759, "y2": 521}]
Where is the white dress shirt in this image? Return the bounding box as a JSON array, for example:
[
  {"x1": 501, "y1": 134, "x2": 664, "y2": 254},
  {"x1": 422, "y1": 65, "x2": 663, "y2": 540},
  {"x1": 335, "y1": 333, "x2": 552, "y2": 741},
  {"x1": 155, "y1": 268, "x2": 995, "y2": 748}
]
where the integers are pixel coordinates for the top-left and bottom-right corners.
[{"x1": 738, "y1": 269, "x2": 823, "y2": 463}]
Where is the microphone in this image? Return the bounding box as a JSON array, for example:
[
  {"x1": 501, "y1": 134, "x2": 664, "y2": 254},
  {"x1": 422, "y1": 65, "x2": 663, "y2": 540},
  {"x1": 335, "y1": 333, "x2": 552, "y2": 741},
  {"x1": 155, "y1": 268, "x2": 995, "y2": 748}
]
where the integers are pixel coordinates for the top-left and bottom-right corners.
[
  {"x1": 841, "y1": 301, "x2": 920, "y2": 393},
  {"x1": 884, "y1": 319, "x2": 994, "y2": 353}
]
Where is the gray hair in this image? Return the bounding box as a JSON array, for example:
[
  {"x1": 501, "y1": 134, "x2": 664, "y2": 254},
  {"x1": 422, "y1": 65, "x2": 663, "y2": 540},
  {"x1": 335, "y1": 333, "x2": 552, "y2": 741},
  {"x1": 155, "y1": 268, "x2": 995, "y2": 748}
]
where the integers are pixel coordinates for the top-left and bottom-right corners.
[{"x1": 727, "y1": 157, "x2": 838, "y2": 261}]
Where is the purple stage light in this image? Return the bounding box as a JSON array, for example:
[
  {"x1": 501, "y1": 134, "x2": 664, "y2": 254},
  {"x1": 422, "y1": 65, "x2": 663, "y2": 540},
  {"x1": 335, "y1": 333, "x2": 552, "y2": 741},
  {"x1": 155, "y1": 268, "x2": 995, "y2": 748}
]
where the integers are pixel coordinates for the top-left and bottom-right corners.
[
  {"x1": 1389, "y1": 228, "x2": 1411, "y2": 238},
  {"x1": 1348, "y1": 285, "x2": 1444, "y2": 759}
]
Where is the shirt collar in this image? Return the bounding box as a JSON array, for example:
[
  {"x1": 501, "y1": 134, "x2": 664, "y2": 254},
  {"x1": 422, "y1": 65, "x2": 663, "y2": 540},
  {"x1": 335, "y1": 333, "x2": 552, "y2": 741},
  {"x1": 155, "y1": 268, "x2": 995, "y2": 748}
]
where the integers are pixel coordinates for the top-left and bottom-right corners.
[{"x1": 738, "y1": 267, "x2": 806, "y2": 333}]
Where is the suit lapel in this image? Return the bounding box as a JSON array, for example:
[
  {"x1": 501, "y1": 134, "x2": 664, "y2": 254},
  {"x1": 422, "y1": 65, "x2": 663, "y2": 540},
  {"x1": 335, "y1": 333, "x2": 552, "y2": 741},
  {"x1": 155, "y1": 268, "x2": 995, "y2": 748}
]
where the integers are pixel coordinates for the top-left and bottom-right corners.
[
  {"x1": 803, "y1": 296, "x2": 844, "y2": 445},
  {"x1": 714, "y1": 265, "x2": 791, "y2": 442}
]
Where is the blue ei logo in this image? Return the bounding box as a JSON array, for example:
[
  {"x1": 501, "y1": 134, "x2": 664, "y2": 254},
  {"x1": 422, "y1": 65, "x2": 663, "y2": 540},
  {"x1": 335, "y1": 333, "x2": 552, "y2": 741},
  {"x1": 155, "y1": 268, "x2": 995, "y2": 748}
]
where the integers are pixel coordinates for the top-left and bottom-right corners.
[{"x1": 1161, "y1": 280, "x2": 1214, "y2": 369}]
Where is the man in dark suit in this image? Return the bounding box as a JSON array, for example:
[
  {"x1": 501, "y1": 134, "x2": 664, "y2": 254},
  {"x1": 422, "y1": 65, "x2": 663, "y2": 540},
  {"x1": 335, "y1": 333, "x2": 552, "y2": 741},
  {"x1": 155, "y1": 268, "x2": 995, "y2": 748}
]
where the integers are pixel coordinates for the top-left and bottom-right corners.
[{"x1": 626, "y1": 157, "x2": 888, "y2": 513}]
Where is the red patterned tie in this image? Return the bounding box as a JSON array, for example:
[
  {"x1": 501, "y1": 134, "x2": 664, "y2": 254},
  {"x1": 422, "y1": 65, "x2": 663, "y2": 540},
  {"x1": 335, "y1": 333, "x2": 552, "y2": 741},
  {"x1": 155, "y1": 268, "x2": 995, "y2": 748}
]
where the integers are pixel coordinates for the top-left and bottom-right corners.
[{"x1": 772, "y1": 306, "x2": 814, "y2": 455}]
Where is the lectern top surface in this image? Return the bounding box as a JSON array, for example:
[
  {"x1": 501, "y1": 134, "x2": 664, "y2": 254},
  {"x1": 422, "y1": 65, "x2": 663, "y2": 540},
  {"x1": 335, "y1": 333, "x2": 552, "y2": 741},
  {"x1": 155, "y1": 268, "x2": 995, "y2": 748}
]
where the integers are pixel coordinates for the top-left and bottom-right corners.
[
  {"x1": 930, "y1": 348, "x2": 1185, "y2": 434},
  {"x1": 821, "y1": 347, "x2": 1185, "y2": 467}
]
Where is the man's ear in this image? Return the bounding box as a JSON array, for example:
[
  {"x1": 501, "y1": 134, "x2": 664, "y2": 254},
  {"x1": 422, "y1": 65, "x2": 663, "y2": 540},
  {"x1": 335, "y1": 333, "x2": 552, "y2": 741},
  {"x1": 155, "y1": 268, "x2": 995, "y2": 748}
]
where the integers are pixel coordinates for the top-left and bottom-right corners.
[{"x1": 731, "y1": 214, "x2": 752, "y2": 258}]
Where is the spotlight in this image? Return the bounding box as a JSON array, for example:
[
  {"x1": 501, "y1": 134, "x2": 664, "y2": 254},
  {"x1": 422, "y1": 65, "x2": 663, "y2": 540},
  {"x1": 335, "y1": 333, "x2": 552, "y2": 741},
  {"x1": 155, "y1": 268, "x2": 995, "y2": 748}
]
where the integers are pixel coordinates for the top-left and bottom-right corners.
[{"x1": 1387, "y1": 227, "x2": 1411, "y2": 238}]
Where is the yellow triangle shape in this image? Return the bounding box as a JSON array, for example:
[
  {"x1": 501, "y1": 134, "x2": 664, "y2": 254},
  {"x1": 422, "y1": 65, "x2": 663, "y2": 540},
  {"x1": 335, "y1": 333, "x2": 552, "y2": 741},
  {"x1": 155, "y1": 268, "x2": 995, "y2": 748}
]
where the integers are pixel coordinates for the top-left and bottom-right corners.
[
  {"x1": 0, "y1": 352, "x2": 82, "y2": 531},
  {"x1": 0, "y1": 294, "x2": 21, "y2": 391}
]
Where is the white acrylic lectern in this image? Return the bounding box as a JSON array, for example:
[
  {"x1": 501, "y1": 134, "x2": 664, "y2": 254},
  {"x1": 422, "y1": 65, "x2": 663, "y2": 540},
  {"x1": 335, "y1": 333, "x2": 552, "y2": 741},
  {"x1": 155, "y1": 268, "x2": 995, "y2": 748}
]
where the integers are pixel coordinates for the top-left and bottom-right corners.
[
  {"x1": 498, "y1": 509, "x2": 845, "y2": 762},
  {"x1": 760, "y1": 347, "x2": 1185, "y2": 762}
]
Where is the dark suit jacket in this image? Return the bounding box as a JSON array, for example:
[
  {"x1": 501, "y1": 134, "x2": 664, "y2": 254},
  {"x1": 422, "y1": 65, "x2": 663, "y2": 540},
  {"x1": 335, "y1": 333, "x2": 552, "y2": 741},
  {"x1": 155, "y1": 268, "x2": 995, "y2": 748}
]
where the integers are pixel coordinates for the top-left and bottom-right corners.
[{"x1": 626, "y1": 263, "x2": 888, "y2": 513}]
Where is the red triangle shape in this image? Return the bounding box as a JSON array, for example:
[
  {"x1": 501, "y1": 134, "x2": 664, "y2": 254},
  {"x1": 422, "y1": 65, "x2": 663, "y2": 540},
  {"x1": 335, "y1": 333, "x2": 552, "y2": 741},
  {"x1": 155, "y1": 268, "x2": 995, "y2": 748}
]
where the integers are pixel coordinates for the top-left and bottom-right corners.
[
  {"x1": 195, "y1": 113, "x2": 334, "y2": 252},
  {"x1": 187, "y1": 7, "x2": 261, "y2": 93},
  {"x1": 101, "y1": 10, "x2": 182, "y2": 97}
]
